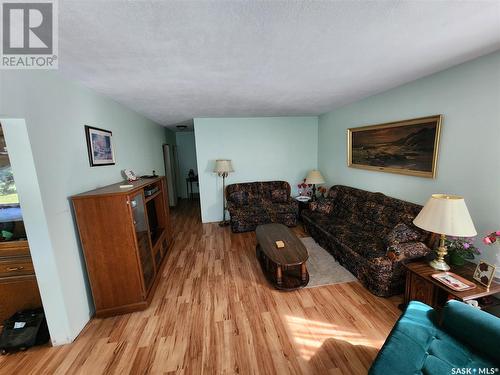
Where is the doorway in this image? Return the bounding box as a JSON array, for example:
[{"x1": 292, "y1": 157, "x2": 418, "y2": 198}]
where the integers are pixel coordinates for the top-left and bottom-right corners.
[
  {"x1": 0, "y1": 124, "x2": 45, "y2": 331},
  {"x1": 175, "y1": 131, "x2": 199, "y2": 201}
]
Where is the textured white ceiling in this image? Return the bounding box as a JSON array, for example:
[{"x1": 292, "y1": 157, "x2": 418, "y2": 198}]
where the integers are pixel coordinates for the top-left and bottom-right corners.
[{"x1": 59, "y1": 1, "x2": 500, "y2": 128}]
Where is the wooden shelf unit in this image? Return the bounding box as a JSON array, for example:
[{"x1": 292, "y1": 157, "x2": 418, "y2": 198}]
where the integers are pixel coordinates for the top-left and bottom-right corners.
[
  {"x1": 144, "y1": 190, "x2": 161, "y2": 203},
  {"x1": 0, "y1": 240, "x2": 42, "y2": 325},
  {"x1": 72, "y1": 177, "x2": 173, "y2": 317}
]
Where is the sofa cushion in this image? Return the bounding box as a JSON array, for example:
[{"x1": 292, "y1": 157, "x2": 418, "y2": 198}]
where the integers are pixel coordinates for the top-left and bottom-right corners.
[
  {"x1": 329, "y1": 185, "x2": 422, "y2": 229},
  {"x1": 265, "y1": 202, "x2": 297, "y2": 214},
  {"x1": 441, "y1": 300, "x2": 500, "y2": 361},
  {"x1": 229, "y1": 206, "x2": 271, "y2": 231},
  {"x1": 229, "y1": 191, "x2": 249, "y2": 206},
  {"x1": 271, "y1": 189, "x2": 288, "y2": 203},
  {"x1": 310, "y1": 199, "x2": 335, "y2": 215},
  {"x1": 369, "y1": 301, "x2": 498, "y2": 375},
  {"x1": 340, "y1": 231, "x2": 386, "y2": 259},
  {"x1": 385, "y1": 222, "x2": 423, "y2": 246},
  {"x1": 303, "y1": 211, "x2": 386, "y2": 259},
  {"x1": 302, "y1": 210, "x2": 348, "y2": 234}
]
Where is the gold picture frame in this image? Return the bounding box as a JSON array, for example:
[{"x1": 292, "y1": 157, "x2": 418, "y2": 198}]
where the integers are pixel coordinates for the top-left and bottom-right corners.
[
  {"x1": 473, "y1": 260, "x2": 497, "y2": 289},
  {"x1": 347, "y1": 115, "x2": 442, "y2": 178}
]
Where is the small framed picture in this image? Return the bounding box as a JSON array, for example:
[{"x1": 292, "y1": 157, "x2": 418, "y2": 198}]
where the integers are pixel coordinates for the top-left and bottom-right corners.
[
  {"x1": 85, "y1": 125, "x2": 115, "y2": 167},
  {"x1": 473, "y1": 260, "x2": 497, "y2": 289}
]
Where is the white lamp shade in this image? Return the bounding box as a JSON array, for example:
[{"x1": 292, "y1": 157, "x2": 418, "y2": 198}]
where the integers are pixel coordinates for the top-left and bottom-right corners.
[
  {"x1": 213, "y1": 159, "x2": 234, "y2": 174},
  {"x1": 413, "y1": 194, "x2": 477, "y2": 237},
  {"x1": 305, "y1": 170, "x2": 325, "y2": 185}
]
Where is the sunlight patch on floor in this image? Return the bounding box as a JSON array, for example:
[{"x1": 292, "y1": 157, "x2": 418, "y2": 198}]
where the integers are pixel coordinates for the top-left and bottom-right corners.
[{"x1": 285, "y1": 315, "x2": 384, "y2": 360}]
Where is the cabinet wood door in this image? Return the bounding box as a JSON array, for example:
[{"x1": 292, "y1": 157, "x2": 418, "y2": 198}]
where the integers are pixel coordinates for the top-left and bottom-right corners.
[
  {"x1": 130, "y1": 193, "x2": 155, "y2": 292},
  {"x1": 408, "y1": 273, "x2": 435, "y2": 306},
  {"x1": 0, "y1": 275, "x2": 42, "y2": 324}
]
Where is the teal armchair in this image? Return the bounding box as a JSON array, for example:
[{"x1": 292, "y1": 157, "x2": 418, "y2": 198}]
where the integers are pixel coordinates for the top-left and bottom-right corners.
[{"x1": 369, "y1": 300, "x2": 500, "y2": 374}]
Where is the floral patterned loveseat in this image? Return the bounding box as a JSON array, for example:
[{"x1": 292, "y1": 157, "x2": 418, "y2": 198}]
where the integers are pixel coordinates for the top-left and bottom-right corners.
[
  {"x1": 302, "y1": 185, "x2": 432, "y2": 297},
  {"x1": 226, "y1": 181, "x2": 299, "y2": 233}
]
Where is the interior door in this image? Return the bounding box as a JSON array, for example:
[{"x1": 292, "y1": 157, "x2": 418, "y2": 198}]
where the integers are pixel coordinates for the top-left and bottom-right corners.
[
  {"x1": 163, "y1": 144, "x2": 178, "y2": 207},
  {"x1": 130, "y1": 192, "x2": 155, "y2": 292}
]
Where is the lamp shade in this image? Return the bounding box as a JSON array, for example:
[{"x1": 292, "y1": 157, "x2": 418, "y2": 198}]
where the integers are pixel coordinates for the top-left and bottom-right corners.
[
  {"x1": 213, "y1": 159, "x2": 234, "y2": 174},
  {"x1": 305, "y1": 170, "x2": 325, "y2": 185},
  {"x1": 413, "y1": 194, "x2": 477, "y2": 237}
]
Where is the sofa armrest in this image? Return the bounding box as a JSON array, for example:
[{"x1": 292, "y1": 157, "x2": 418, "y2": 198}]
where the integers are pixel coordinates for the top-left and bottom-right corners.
[
  {"x1": 226, "y1": 200, "x2": 238, "y2": 211},
  {"x1": 386, "y1": 241, "x2": 431, "y2": 262},
  {"x1": 368, "y1": 301, "x2": 438, "y2": 375},
  {"x1": 441, "y1": 300, "x2": 500, "y2": 361}
]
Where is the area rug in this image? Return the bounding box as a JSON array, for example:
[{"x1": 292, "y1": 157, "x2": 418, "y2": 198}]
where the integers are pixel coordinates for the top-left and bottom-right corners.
[{"x1": 300, "y1": 237, "x2": 357, "y2": 288}]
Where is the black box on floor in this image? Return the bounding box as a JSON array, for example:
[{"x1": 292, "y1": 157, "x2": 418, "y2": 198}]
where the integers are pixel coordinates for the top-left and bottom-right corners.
[{"x1": 0, "y1": 308, "x2": 50, "y2": 354}]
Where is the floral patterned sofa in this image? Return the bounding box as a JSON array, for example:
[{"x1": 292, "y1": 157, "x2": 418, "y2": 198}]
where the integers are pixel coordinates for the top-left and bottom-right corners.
[
  {"x1": 302, "y1": 185, "x2": 432, "y2": 296},
  {"x1": 226, "y1": 181, "x2": 299, "y2": 233}
]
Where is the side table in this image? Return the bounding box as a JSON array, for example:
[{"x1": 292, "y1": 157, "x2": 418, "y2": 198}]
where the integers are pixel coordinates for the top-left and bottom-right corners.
[
  {"x1": 294, "y1": 196, "x2": 311, "y2": 220},
  {"x1": 185, "y1": 176, "x2": 199, "y2": 199},
  {"x1": 403, "y1": 260, "x2": 500, "y2": 313}
]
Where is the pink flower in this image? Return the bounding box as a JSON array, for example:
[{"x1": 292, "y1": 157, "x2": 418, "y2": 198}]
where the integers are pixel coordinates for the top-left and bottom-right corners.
[
  {"x1": 496, "y1": 230, "x2": 500, "y2": 236},
  {"x1": 483, "y1": 236, "x2": 493, "y2": 245}
]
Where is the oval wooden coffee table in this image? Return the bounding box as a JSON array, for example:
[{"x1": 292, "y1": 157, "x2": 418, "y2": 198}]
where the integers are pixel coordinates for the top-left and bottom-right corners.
[{"x1": 256, "y1": 223, "x2": 309, "y2": 290}]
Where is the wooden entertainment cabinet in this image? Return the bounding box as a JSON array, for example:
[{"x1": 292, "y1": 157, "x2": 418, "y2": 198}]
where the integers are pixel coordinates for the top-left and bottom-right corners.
[{"x1": 72, "y1": 177, "x2": 173, "y2": 317}]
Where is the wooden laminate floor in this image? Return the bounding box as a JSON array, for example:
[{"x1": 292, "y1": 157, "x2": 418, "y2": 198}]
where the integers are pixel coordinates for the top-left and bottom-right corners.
[{"x1": 0, "y1": 199, "x2": 402, "y2": 375}]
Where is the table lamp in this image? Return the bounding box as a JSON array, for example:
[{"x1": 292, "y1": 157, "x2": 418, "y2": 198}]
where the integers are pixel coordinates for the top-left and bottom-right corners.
[
  {"x1": 213, "y1": 159, "x2": 234, "y2": 226},
  {"x1": 413, "y1": 194, "x2": 477, "y2": 271},
  {"x1": 305, "y1": 170, "x2": 325, "y2": 201}
]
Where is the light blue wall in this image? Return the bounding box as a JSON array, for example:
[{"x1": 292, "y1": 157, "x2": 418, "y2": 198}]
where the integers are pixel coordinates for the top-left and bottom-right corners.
[
  {"x1": 176, "y1": 132, "x2": 198, "y2": 199},
  {"x1": 0, "y1": 70, "x2": 166, "y2": 344},
  {"x1": 165, "y1": 127, "x2": 176, "y2": 145},
  {"x1": 194, "y1": 117, "x2": 318, "y2": 223},
  {"x1": 318, "y1": 51, "x2": 500, "y2": 272}
]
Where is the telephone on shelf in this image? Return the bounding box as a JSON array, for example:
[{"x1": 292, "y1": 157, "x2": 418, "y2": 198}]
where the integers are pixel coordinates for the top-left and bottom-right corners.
[{"x1": 122, "y1": 169, "x2": 138, "y2": 182}]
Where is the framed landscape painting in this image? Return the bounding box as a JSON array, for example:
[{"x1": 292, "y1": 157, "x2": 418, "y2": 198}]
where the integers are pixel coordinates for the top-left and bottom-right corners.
[
  {"x1": 347, "y1": 115, "x2": 442, "y2": 178},
  {"x1": 85, "y1": 125, "x2": 115, "y2": 167}
]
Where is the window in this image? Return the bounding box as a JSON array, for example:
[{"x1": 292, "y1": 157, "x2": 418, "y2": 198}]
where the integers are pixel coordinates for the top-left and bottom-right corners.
[{"x1": 0, "y1": 125, "x2": 25, "y2": 241}]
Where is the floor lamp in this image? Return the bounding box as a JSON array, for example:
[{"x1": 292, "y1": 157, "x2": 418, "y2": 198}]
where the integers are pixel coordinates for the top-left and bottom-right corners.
[{"x1": 214, "y1": 159, "x2": 234, "y2": 227}]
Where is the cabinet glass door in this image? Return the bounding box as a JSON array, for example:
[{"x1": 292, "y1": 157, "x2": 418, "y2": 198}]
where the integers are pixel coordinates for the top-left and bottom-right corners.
[{"x1": 130, "y1": 193, "x2": 154, "y2": 292}]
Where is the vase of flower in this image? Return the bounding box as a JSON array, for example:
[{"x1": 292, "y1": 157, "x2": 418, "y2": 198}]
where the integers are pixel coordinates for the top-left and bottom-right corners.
[
  {"x1": 483, "y1": 230, "x2": 500, "y2": 246},
  {"x1": 317, "y1": 186, "x2": 328, "y2": 199},
  {"x1": 483, "y1": 230, "x2": 500, "y2": 258},
  {"x1": 445, "y1": 237, "x2": 480, "y2": 266},
  {"x1": 297, "y1": 179, "x2": 311, "y2": 197}
]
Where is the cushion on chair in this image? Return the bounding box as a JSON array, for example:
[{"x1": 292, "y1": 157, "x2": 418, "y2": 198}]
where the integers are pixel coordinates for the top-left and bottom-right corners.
[
  {"x1": 271, "y1": 189, "x2": 288, "y2": 203},
  {"x1": 229, "y1": 191, "x2": 249, "y2": 206},
  {"x1": 265, "y1": 202, "x2": 297, "y2": 214}
]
